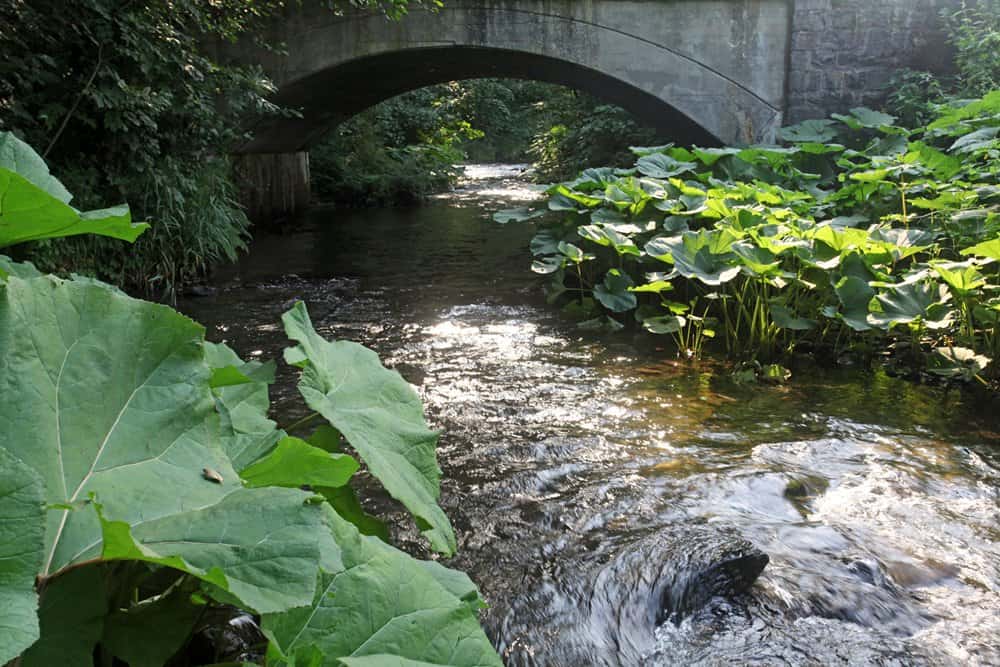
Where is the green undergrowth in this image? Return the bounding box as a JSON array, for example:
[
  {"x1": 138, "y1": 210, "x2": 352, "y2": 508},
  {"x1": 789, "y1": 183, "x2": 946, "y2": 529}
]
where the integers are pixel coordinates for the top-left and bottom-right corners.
[
  {"x1": 497, "y1": 92, "x2": 1000, "y2": 387},
  {"x1": 0, "y1": 132, "x2": 501, "y2": 666}
]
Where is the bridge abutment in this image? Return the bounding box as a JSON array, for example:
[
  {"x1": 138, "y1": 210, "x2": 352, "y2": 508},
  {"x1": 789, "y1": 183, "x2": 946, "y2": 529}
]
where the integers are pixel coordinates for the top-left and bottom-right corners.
[
  {"x1": 234, "y1": 152, "x2": 311, "y2": 226},
  {"x1": 786, "y1": 0, "x2": 957, "y2": 123}
]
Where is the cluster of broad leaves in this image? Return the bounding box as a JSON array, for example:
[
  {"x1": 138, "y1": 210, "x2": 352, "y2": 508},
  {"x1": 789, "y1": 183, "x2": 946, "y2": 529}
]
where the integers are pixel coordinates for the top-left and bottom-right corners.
[
  {"x1": 499, "y1": 92, "x2": 1000, "y2": 382},
  {"x1": 0, "y1": 134, "x2": 501, "y2": 666}
]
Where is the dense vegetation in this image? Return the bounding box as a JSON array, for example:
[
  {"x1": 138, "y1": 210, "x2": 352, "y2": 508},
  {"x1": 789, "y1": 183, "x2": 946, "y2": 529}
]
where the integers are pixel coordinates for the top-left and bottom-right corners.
[
  {"x1": 0, "y1": 133, "x2": 500, "y2": 665},
  {"x1": 888, "y1": 0, "x2": 1000, "y2": 125},
  {"x1": 489, "y1": 1, "x2": 1000, "y2": 387},
  {"x1": 500, "y1": 93, "x2": 1000, "y2": 385},
  {"x1": 310, "y1": 79, "x2": 657, "y2": 205},
  {"x1": 0, "y1": 0, "x2": 434, "y2": 299}
]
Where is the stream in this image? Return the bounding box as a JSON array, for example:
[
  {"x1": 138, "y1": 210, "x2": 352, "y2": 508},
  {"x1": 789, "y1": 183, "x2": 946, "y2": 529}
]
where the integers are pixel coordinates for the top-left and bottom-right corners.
[{"x1": 180, "y1": 164, "x2": 1000, "y2": 666}]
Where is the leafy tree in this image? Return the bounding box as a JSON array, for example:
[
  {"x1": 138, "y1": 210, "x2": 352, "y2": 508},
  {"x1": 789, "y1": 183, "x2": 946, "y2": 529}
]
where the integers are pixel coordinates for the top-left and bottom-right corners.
[{"x1": 309, "y1": 79, "x2": 659, "y2": 204}]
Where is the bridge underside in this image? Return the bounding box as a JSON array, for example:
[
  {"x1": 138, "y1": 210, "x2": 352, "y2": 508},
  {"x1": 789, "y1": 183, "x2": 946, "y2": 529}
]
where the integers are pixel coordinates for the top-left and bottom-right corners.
[
  {"x1": 241, "y1": 46, "x2": 720, "y2": 154},
  {"x1": 221, "y1": 0, "x2": 955, "y2": 221},
  {"x1": 225, "y1": 0, "x2": 793, "y2": 220}
]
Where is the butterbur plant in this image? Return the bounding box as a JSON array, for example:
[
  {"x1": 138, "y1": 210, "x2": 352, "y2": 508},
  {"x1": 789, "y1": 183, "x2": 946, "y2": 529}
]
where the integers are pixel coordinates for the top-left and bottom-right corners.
[
  {"x1": 0, "y1": 132, "x2": 501, "y2": 666},
  {"x1": 497, "y1": 92, "x2": 1000, "y2": 385}
]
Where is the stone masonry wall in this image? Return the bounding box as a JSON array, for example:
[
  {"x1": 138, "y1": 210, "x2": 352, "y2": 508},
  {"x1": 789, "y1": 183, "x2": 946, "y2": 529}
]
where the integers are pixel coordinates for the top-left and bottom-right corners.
[{"x1": 786, "y1": 0, "x2": 958, "y2": 123}]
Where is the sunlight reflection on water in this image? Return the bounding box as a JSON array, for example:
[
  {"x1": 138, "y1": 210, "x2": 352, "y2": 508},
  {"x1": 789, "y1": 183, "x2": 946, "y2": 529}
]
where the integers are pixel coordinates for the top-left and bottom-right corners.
[{"x1": 180, "y1": 165, "x2": 1000, "y2": 667}]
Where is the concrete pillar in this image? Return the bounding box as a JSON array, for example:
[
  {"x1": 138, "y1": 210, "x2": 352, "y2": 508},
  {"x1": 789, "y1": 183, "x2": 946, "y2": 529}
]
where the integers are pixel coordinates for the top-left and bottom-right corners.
[{"x1": 233, "y1": 152, "x2": 311, "y2": 226}]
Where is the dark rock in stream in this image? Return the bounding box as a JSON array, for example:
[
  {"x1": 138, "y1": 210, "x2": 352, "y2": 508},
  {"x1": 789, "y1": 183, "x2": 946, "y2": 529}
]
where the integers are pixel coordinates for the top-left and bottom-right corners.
[
  {"x1": 184, "y1": 607, "x2": 265, "y2": 664},
  {"x1": 495, "y1": 527, "x2": 769, "y2": 666},
  {"x1": 183, "y1": 284, "x2": 218, "y2": 298}
]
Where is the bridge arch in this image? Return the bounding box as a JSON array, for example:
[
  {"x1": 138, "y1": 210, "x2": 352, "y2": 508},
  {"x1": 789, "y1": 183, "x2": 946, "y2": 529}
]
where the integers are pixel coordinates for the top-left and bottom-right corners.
[{"x1": 231, "y1": 0, "x2": 791, "y2": 153}]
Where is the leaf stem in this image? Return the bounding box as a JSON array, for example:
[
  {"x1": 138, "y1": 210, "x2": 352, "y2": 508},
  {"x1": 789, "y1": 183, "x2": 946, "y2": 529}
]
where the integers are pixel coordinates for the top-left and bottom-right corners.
[
  {"x1": 45, "y1": 42, "x2": 103, "y2": 158},
  {"x1": 282, "y1": 411, "x2": 323, "y2": 433}
]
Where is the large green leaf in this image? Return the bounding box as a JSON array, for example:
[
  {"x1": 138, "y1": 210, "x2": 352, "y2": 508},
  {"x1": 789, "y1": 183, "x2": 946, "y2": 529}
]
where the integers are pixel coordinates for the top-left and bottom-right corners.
[
  {"x1": 961, "y1": 237, "x2": 1000, "y2": 261},
  {"x1": 769, "y1": 300, "x2": 817, "y2": 330},
  {"x1": 948, "y1": 126, "x2": 1000, "y2": 154},
  {"x1": 830, "y1": 275, "x2": 874, "y2": 331},
  {"x1": 19, "y1": 566, "x2": 106, "y2": 667},
  {"x1": 593, "y1": 269, "x2": 637, "y2": 313},
  {"x1": 0, "y1": 255, "x2": 42, "y2": 279},
  {"x1": 98, "y1": 487, "x2": 325, "y2": 613},
  {"x1": 931, "y1": 261, "x2": 986, "y2": 296},
  {"x1": 904, "y1": 142, "x2": 962, "y2": 180},
  {"x1": 831, "y1": 107, "x2": 896, "y2": 130},
  {"x1": 282, "y1": 302, "x2": 456, "y2": 555},
  {"x1": 529, "y1": 228, "x2": 562, "y2": 257},
  {"x1": 0, "y1": 132, "x2": 148, "y2": 248},
  {"x1": 927, "y1": 91, "x2": 1000, "y2": 132},
  {"x1": 926, "y1": 346, "x2": 991, "y2": 381},
  {"x1": 0, "y1": 132, "x2": 71, "y2": 202},
  {"x1": 320, "y1": 485, "x2": 390, "y2": 542},
  {"x1": 635, "y1": 152, "x2": 696, "y2": 178},
  {"x1": 241, "y1": 436, "x2": 359, "y2": 489},
  {"x1": 654, "y1": 232, "x2": 740, "y2": 286},
  {"x1": 101, "y1": 586, "x2": 203, "y2": 667},
  {"x1": 0, "y1": 275, "x2": 325, "y2": 613},
  {"x1": 778, "y1": 119, "x2": 839, "y2": 143},
  {"x1": 492, "y1": 207, "x2": 544, "y2": 224},
  {"x1": 641, "y1": 314, "x2": 685, "y2": 334},
  {"x1": 204, "y1": 342, "x2": 283, "y2": 471},
  {"x1": 868, "y1": 281, "x2": 950, "y2": 329},
  {"x1": 263, "y1": 508, "x2": 500, "y2": 667},
  {"x1": 0, "y1": 447, "x2": 45, "y2": 664},
  {"x1": 340, "y1": 657, "x2": 456, "y2": 667}
]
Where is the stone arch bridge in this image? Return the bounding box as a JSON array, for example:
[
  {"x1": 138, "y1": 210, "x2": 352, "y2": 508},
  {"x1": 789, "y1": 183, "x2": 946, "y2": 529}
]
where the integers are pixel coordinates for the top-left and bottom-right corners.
[{"x1": 220, "y1": 0, "x2": 954, "y2": 220}]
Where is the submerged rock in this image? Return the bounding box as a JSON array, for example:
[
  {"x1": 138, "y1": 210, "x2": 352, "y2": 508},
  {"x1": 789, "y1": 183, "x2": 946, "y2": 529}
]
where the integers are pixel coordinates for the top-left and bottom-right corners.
[
  {"x1": 590, "y1": 529, "x2": 769, "y2": 659},
  {"x1": 496, "y1": 527, "x2": 768, "y2": 666},
  {"x1": 184, "y1": 284, "x2": 218, "y2": 298}
]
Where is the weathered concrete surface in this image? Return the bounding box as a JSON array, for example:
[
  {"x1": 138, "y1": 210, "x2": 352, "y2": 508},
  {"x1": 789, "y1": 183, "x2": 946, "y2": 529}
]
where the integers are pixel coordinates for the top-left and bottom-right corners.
[
  {"x1": 786, "y1": 0, "x2": 957, "y2": 123},
  {"x1": 233, "y1": 152, "x2": 311, "y2": 226},
  {"x1": 221, "y1": 0, "x2": 959, "y2": 153},
  {"x1": 227, "y1": 0, "x2": 793, "y2": 151}
]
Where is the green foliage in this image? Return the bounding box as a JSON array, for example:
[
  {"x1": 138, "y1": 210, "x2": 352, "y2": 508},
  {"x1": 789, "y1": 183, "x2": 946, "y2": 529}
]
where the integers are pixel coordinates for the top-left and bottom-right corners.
[
  {"x1": 884, "y1": 1, "x2": 1000, "y2": 126},
  {"x1": 886, "y1": 71, "x2": 948, "y2": 128},
  {"x1": 310, "y1": 79, "x2": 534, "y2": 205},
  {"x1": 43, "y1": 157, "x2": 253, "y2": 302},
  {"x1": 947, "y1": 0, "x2": 1000, "y2": 97},
  {"x1": 503, "y1": 93, "x2": 1000, "y2": 384},
  {"x1": 0, "y1": 131, "x2": 238, "y2": 301},
  {"x1": 0, "y1": 0, "x2": 278, "y2": 294},
  {"x1": 0, "y1": 132, "x2": 147, "y2": 247},
  {"x1": 283, "y1": 302, "x2": 458, "y2": 555},
  {"x1": 0, "y1": 447, "x2": 45, "y2": 664},
  {"x1": 310, "y1": 84, "x2": 483, "y2": 205},
  {"x1": 529, "y1": 99, "x2": 657, "y2": 181},
  {"x1": 0, "y1": 137, "x2": 498, "y2": 666},
  {"x1": 311, "y1": 122, "x2": 461, "y2": 206},
  {"x1": 310, "y1": 80, "x2": 658, "y2": 204},
  {"x1": 0, "y1": 0, "x2": 433, "y2": 294}
]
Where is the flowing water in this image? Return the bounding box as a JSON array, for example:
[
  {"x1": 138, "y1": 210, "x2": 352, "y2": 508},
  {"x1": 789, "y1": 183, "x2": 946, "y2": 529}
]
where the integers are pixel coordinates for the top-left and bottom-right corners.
[{"x1": 181, "y1": 165, "x2": 1000, "y2": 666}]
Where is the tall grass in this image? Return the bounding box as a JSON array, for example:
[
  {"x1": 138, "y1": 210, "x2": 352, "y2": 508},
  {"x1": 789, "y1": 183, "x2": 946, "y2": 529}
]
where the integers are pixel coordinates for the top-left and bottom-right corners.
[{"x1": 29, "y1": 157, "x2": 249, "y2": 302}]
